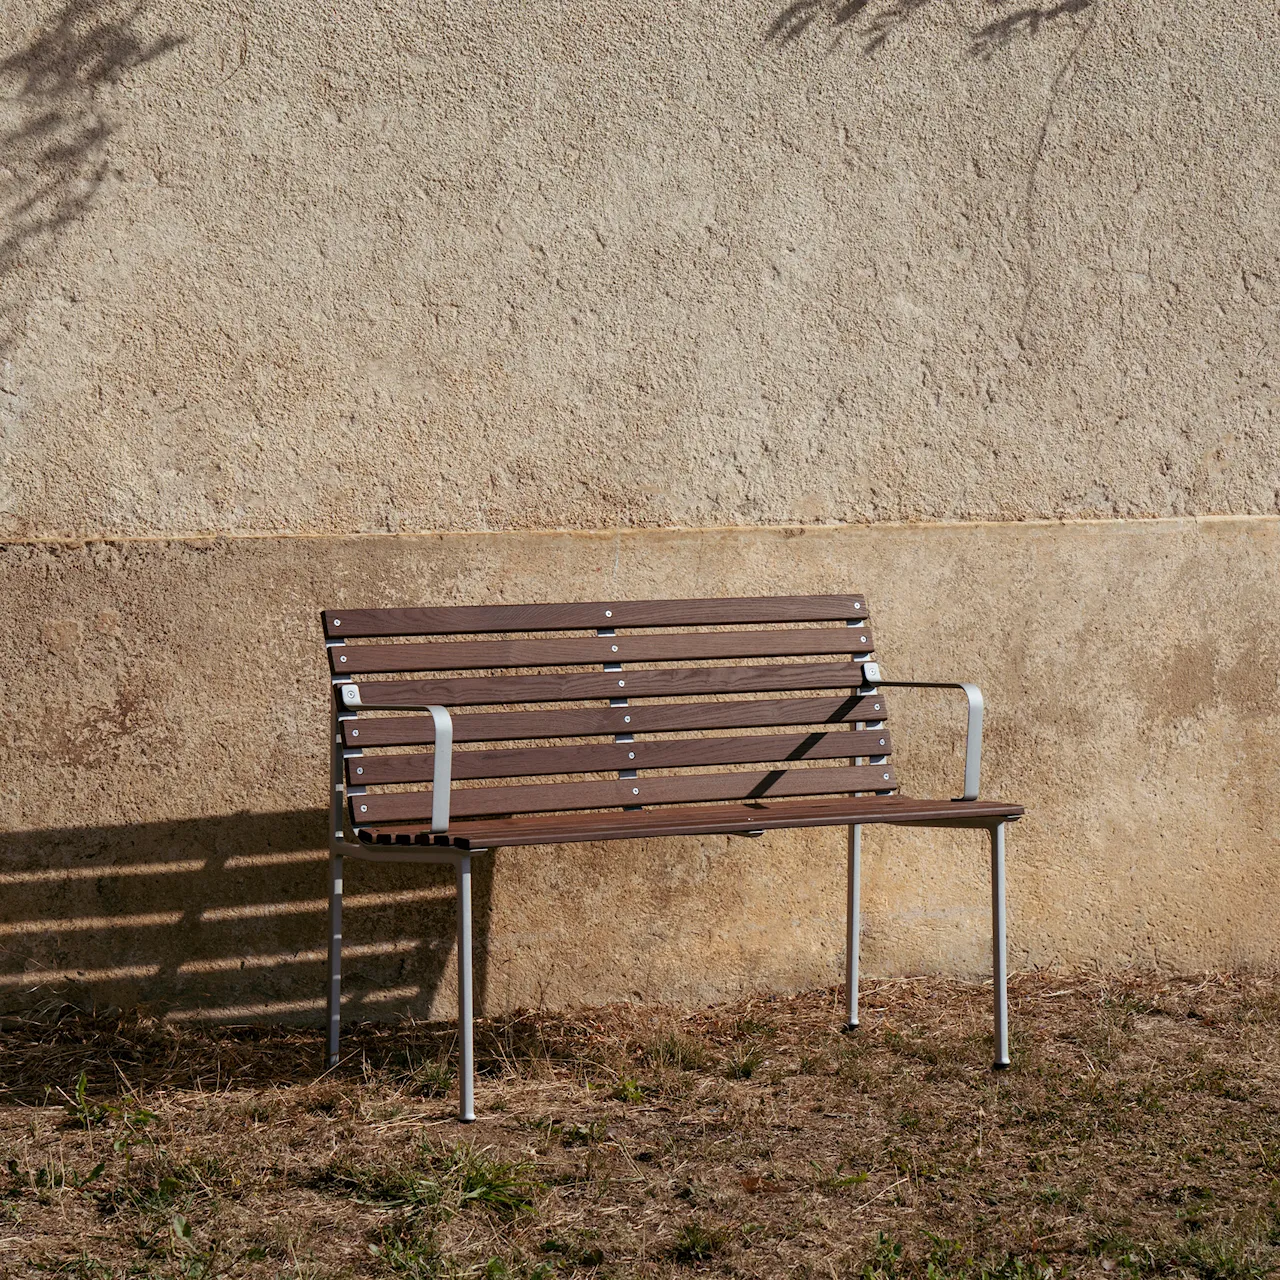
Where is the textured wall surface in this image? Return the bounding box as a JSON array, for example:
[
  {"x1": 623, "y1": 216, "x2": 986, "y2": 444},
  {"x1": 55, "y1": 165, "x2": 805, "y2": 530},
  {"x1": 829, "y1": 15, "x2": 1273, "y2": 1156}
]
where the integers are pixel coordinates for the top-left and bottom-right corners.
[
  {"x1": 2, "y1": 520, "x2": 1276, "y2": 1020},
  {"x1": 2, "y1": 0, "x2": 1277, "y2": 1016},
  {"x1": 1, "y1": 0, "x2": 1278, "y2": 538}
]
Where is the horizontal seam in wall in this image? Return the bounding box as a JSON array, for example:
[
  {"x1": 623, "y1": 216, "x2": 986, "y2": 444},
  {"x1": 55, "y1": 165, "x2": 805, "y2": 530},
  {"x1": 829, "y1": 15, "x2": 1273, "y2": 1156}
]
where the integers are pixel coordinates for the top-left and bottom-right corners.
[{"x1": 0, "y1": 513, "x2": 1275, "y2": 549}]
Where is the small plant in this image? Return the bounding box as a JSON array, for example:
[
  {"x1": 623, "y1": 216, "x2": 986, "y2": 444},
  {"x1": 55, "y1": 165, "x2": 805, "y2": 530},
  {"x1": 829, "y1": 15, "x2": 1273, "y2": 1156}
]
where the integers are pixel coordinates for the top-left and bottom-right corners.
[
  {"x1": 724, "y1": 1045, "x2": 765, "y2": 1080},
  {"x1": 670, "y1": 1220, "x2": 726, "y2": 1263},
  {"x1": 62, "y1": 1072, "x2": 111, "y2": 1128},
  {"x1": 611, "y1": 1076, "x2": 647, "y2": 1103},
  {"x1": 862, "y1": 1232, "x2": 903, "y2": 1280}
]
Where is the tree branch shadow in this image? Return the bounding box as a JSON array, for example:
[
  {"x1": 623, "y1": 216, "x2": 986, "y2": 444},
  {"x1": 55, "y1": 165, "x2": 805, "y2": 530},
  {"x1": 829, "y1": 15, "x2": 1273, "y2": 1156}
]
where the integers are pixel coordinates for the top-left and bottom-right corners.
[
  {"x1": 765, "y1": 0, "x2": 1094, "y2": 59},
  {"x1": 0, "y1": 0, "x2": 182, "y2": 351}
]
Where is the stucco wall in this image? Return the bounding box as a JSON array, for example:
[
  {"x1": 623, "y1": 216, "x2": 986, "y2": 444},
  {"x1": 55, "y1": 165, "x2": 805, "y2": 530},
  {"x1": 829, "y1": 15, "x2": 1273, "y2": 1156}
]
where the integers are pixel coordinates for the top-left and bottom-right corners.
[
  {"x1": 2, "y1": 0, "x2": 1278, "y2": 1015},
  {"x1": 1, "y1": 0, "x2": 1277, "y2": 537},
  {"x1": 2, "y1": 520, "x2": 1277, "y2": 1020}
]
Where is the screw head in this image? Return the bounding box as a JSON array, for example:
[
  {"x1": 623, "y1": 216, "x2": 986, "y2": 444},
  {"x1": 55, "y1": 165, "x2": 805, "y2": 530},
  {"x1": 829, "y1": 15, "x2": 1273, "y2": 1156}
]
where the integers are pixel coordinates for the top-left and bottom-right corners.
[
  {"x1": 883, "y1": 773, "x2": 890, "y2": 780},
  {"x1": 340, "y1": 655, "x2": 347, "y2": 662},
  {"x1": 874, "y1": 703, "x2": 881, "y2": 711},
  {"x1": 360, "y1": 805, "x2": 367, "y2": 812},
  {"x1": 333, "y1": 619, "x2": 341, "y2": 626},
  {"x1": 611, "y1": 645, "x2": 618, "y2": 652},
  {"x1": 628, "y1": 752, "x2": 635, "y2": 759},
  {"x1": 624, "y1": 715, "x2": 631, "y2": 723},
  {"x1": 632, "y1": 787, "x2": 639, "y2": 795},
  {"x1": 356, "y1": 767, "x2": 363, "y2": 775},
  {"x1": 605, "y1": 610, "x2": 612, "y2": 618},
  {"x1": 351, "y1": 729, "x2": 359, "y2": 737},
  {"x1": 860, "y1": 635, "x2": 867, "y2": 642},
  {"x1": 618, "y1": 679, "x2": 625, "y2": 687},
  {"x1": 879, "y1": 738, "x2": 885, "y2": 745}
]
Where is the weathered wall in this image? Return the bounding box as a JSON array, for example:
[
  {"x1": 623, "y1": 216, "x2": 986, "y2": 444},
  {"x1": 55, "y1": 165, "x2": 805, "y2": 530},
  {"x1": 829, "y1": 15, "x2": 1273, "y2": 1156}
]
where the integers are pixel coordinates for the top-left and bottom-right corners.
[
  {"x1": 2, "y1": 520, "x2": 1276, "y2": 1020},
  {"x1": 2, "y1": 0, "x2": 1278, "y2": 1015},
  {"x1": 1, "y1": 0, "x2": 1277, "y2": 536}
]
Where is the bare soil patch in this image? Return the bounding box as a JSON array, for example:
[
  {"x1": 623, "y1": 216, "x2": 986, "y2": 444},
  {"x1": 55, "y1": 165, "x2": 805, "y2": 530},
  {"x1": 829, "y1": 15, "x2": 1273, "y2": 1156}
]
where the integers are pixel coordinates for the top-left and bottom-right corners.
[{"x1": 2, "y1": 973, "x2": 1278, "y2": 1278}]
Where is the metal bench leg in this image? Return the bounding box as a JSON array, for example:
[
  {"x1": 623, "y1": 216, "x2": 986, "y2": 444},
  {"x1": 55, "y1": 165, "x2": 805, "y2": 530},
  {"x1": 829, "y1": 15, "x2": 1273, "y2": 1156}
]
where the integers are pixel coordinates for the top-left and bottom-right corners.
[
  {"x1": 844, "y1": 823, "x2": 861, "y2": 1030},
  {"x1": 455, "y1": 854, "x2": 476, "y2": 1122},
  {"x1": 990, "y1": 822, "x2": 1010, "y2": 1069},
  {"x1": 327, "y1": 851, "x2": 342, "y2": 1068}
]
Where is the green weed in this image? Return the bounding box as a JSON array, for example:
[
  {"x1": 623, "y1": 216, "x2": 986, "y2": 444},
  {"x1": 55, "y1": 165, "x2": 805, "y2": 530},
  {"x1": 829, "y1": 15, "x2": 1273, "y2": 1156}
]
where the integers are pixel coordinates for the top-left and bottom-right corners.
[{"x1": 670, "y1": 1220, "x2": 725, "y2": 1263}]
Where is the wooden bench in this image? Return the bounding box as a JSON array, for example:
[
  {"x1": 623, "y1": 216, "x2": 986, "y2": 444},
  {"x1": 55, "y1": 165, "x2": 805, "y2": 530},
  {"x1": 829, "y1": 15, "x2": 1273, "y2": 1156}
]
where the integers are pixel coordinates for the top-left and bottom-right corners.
[{"x1": 322, "y1": 594, "x2": 1023, "y2": 1120}]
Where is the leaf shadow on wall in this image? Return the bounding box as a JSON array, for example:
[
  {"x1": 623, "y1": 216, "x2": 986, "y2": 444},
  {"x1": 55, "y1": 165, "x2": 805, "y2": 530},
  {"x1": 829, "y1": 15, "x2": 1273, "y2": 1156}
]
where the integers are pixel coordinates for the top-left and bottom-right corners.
[
  {"x1": 0, "y1": 0, "x2": 182, "y2": 352},
  {"x1": 0, "y1": 812, "x2": 498, "y2": 1046},
  {"x1": 766, "y1": 0, "x2": 1093, "y2": 58}
]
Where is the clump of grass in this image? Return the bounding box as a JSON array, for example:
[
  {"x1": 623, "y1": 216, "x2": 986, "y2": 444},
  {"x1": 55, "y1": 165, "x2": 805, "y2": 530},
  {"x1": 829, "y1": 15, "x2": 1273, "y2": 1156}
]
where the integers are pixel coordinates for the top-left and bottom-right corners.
[
  {"x1": 670, "y1": 1221, "x2": 725, "y2": 1263},
  {"x1": 318, "y1": 1143, "x2": 541, "y2": 1222},
  {"x1": 723, "y1": 1044, "x2": 765, "y2": 1080},
  {"x1": 640, "y1": 1032, "x2": 710, "y2": 1072}
]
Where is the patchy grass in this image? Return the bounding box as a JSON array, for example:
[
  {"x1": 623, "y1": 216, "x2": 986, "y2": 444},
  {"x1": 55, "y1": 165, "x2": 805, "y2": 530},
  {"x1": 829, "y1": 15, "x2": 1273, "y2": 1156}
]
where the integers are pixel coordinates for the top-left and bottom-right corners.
[{"x1": 2, "y1": 973, "x2": 1280, "y2": 1277}]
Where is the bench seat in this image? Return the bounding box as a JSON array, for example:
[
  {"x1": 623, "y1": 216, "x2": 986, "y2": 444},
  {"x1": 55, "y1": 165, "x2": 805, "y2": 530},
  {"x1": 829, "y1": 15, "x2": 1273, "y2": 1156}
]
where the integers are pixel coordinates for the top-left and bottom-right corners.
[{"x1": 356, "y1": 794, "x2": 1025, "y2": 850}]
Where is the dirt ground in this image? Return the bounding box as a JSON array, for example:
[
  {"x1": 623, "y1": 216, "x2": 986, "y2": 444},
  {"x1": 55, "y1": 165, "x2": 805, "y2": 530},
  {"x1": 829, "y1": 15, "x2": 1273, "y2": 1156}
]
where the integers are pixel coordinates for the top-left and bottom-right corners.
[{"x1": 2, "y1": 973, "x2": 1278, "y2": 1279}]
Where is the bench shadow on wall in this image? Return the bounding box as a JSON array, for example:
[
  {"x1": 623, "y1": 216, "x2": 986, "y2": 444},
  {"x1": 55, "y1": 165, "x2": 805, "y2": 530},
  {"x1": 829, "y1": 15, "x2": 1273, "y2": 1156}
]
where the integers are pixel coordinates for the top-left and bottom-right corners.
[
  {"x1": 0, "y1": 812, "x2": 495, "y2": 1029},
  {"x1": 0, "y1": 0, "x2": 181, "y2": 351}
]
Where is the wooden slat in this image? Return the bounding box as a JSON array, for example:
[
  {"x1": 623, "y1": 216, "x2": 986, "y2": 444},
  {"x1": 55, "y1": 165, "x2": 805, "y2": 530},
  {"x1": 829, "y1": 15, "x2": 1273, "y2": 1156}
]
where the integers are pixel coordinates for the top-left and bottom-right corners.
[
  {"x1": 348, "y1": 728, "x2": 894, "y2": 785},
  {"x1": 346, "y1": 661, "x2": 866, "y2": 708},
  {"x1": 340, "y1": 693, "x2": 890, "y2": 747},
  {"x1": 322, "y1": 594, "x2": 868, "y2": 638},
  {"x1": 329, "y1": 626, "x2": 875, "y2": 674},
  {"x1": 350, "y1": 763, "x2": 898, "y2": 824},
  {"x1": 354, "y1": 796, "x2": 1026, "y2": 849}
]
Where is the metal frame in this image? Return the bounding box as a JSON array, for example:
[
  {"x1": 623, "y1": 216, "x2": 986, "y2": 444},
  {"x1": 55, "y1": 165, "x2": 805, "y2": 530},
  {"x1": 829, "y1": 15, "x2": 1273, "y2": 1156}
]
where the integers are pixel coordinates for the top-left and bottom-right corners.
[
  {"x1": 327, "y1": 672, "x2": 479, "y2": 1121},
  {"x1": 844, "y1": 667, "x2": 1009, "y2": 1067}
]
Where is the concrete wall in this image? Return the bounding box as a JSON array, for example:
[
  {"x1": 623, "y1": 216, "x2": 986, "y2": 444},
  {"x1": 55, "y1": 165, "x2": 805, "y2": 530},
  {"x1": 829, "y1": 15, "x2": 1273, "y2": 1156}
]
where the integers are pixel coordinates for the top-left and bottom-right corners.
[
  {"x1": 2, "y1": 0, "x2": 1278, "y2": 1016},
  {"x1": 3, "y1": 520, "x2": 1277, "y2": 1020}
]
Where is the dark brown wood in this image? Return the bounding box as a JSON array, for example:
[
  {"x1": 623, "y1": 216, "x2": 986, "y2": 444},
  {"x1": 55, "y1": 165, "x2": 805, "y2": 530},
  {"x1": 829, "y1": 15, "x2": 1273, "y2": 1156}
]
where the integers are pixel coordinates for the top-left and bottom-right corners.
[
  {"x1": 329, "y1": 626, "x2": 875, "y2": 674},
  {"x1": 350, "y1": 763, "x2": 899, "y2": 824},
  {"x1": 345, "y1": 661, "x2": 866, "y2": 708},
  {"x1": 322, "y1": 595, "x2": 868, "y2": 638},
  {"x1": 348, "y1": 728, "x2": 894, "y2": 785},
  {"x1": 340, "y1": 693, "x2": 890, "y2": 747},
  {"x1": 354, "y1": 796, "x2": 1025, "y2": 849}
]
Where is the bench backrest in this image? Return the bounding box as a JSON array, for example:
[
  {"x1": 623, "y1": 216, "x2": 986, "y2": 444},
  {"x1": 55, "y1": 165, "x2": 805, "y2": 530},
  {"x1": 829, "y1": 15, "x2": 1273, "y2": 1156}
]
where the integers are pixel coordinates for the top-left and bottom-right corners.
[{"x1": 323, "y1": 595, "x2": 895, "y2": 833}]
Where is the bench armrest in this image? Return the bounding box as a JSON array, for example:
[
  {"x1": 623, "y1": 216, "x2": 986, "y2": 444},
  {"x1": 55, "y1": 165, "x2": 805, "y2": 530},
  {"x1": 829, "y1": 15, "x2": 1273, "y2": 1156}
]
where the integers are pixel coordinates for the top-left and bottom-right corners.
[
  {"x1": 860, "y1": 665, "x2": 983, "y2": 801},
  {"x1": 339, "y1": 685, "x2": 454, "y2": 832}
]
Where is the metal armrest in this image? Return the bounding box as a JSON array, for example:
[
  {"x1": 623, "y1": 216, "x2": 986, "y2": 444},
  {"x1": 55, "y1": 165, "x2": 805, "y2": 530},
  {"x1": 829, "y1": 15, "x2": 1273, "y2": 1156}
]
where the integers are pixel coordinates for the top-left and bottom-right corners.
[
  {"x1": 339, "y1": 685, "x2": 454, "y2": 832},
  {"x1": 860, "y1": 664, "x2": 983, "y2": 801}
]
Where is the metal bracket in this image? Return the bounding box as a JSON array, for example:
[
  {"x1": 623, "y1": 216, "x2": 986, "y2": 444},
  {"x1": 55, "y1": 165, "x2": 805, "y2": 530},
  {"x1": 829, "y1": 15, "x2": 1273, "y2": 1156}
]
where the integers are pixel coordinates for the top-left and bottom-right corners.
[
  {"x1": 860, "y1": 674, "x2": 984, "y2": 801},
  {"x1": 336, "y1": 686, "x2": 454, "y2": 833}
]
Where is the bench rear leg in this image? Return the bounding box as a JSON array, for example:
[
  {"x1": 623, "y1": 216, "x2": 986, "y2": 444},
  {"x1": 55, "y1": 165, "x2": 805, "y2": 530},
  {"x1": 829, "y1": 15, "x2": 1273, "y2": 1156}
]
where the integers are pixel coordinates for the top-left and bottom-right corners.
[
  {"x1": 455, "y1": 854, "x2": 476, "y2": 1122},
  {"x1": 844, "y1": 824, "x2": 861, "y2": 1030},
  {"x1": 991, "y1": 822, "x2": 1010, "y2": 1069},
  {"x1": 327, "y1": 851, "x2": 342, "y2": 1068}
]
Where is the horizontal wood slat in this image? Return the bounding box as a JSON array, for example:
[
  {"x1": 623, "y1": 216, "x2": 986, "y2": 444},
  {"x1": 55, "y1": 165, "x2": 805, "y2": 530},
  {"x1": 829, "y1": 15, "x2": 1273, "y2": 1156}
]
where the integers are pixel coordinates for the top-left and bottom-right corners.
[
  {"x1": 350, "y1": 763, "x2": 898, "y2": 824},
  {"x1": 346, "y1": 661, "x2": 866, "y2": 708},
  {"x1": 340, "y1": 693, "x2": 890, "y2": 747},
  {"x1": 354, "y1": 796, "x2": 1026, "y2": 849},
  {"x1": 323, "y1": 595, "x2": 868, "y2": 638},
  {"x1": 329, "y1": 626, "x2": 875, "y2": 674},
  {"x1": 348, "y1": 728, "x2": 894, "y2": 785}
]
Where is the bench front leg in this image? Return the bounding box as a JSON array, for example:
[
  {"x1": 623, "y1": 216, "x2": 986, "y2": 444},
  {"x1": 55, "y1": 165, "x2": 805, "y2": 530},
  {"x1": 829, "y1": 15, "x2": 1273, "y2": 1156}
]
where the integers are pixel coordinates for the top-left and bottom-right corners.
[
  {"x1": 327, "y1": 851, "x2": 343, "y2": 1067},
  {"x1": 991, "y1": 821, "x2": 1010, "y2": 1068},
  {"x1": 845, "y1": 824, "x2": 861, "y2": 1030},
  {"x1": 455, "y1": 854, "x2": 476, "y2": 1122}
]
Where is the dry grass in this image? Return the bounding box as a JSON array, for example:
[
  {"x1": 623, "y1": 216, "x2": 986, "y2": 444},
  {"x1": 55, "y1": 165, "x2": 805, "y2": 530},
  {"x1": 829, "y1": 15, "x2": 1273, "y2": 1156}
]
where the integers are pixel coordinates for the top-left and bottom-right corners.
[{"x1": 2, "y1": 973, "x2": 1279, "y2": 1279}]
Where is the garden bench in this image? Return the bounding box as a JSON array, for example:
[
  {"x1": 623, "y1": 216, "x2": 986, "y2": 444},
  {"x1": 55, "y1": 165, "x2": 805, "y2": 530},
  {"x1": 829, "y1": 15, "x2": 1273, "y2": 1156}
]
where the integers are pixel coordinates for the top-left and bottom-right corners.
[{"x1": 322, "y1": 594, "x2": 1023, "y2": 1120}]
